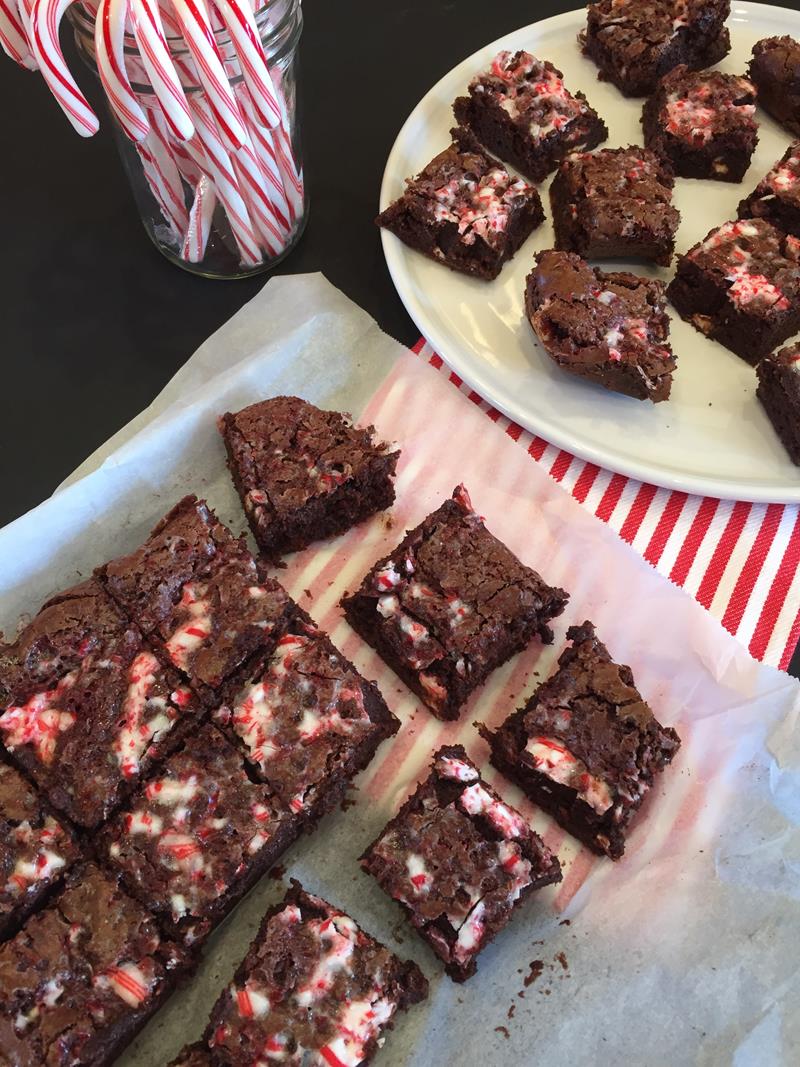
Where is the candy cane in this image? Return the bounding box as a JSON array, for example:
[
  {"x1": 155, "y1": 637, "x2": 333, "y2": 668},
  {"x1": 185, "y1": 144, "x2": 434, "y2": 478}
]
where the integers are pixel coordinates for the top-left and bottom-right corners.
[
  {"x1": 95, "y1": 0, "x2": 149, "y2": 140},
  {"x1": 212, "y1": 0, "x2": 280, "y2": 129},
  {"x1": 146, "y1": 106, "x2": 190, "y2": 229},
  {"x1": 271, "y1": 112, "x2": 303, "y2": 223},
  {"x1": 1, "y1": 0, "x2": 36, "y2": 69},
  {"x1": 236, "y1": 84, "x2": 290, "y2": 232},
  {"x1": 30, "y1": 0, "x2": 99, "y2": 135},
  {"x1": 169, "y1": 0, "x2": 246, "y2": 150},
  {"x1": 130, "y1": 0, "x2": 194, "y2": 140},
  {"x1": 181, "y1": 174, "x2": 216, "y2": 261}
]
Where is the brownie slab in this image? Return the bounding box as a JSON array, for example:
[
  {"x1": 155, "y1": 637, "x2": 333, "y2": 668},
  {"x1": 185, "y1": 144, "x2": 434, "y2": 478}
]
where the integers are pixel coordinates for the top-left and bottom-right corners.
[
  {"x1": 97, "y1": 724, "x2": 301, "y2": 948},
  {"x1": 0, "y1": 863, "x2": 185, "y2": 1067},
  {"x1": 361, "y1": 746, "x2": 561, "y2": 981},
  {"x1": 642, "y1": 65, "x2": 758, "y2": 182},
  {"x1": 0, "y1": 761, "x2": 80, "y2": 942},
  {"x1": 202, "y1": 880, "x2": 427, "y2": 1065},
  {"x1": 0, "y1": 579, "x2": 203, "y2": 829},
  {"x1": 481, "y1": 622, "x2": 681, "y2": 860},
  {"x1": 101, "y1": 495, "x2": 292, "y2": 700},
  {"x1": 667, "y1": 218, "x2": 800, "y2": 364},
  {"x1": 526, "y1": 249, "x2": 676, "y2": 402},
  {"x1": 377, "y1": 128, "x2": 544, "y2": 281},
  {"x1": 581, "y1": 0, "x2": 731, "y2": 98},
  {"x1": 453, "y1": 50, "x2": 608, "y2": 183},
  {"x1": 756, "y1": 343, "x2": 800, "y2": 466},
  {"x1": 739, "y1": 141, "x2": 800, "y2": 239},
  {"x1": 749, "y1": 36, "x2": 800, "y2": 137},
  {"x1": 550, "y1": 146, "x2": 680, "y2": 266},
  {"x1": 342, "y1": 486, "x2": 568, "y2": 721},
  {"x1": 215, "y1": 610, "x2": 399, "y2": 821}
]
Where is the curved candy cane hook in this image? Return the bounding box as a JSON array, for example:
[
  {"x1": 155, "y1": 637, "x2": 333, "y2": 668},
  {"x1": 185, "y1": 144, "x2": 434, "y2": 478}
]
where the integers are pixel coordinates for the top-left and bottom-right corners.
[
  {"x1": 95, "y1": 0, "x2": 149, "y2": 140},
  {"x1": 30, "y1": 0, "x2": 99, "y2": 135}
]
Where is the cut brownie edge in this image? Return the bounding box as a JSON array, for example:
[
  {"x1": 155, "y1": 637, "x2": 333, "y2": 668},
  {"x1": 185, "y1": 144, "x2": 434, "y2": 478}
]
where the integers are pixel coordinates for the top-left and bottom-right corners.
[{"x1": 756, "y1": 343, "x2": 800, "y2": 465}]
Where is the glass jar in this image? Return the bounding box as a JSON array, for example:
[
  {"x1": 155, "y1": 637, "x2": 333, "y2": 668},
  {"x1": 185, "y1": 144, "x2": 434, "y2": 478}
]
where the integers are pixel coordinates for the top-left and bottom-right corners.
[{"x1": 72, "y1": 0, "x2": 306, "y2": 279}]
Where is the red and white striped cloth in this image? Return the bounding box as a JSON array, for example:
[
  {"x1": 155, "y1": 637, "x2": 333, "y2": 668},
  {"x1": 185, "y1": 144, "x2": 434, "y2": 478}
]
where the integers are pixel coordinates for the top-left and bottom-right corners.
[{"x1": 413, "y1": 338, "x2": 800, "y2": 673}]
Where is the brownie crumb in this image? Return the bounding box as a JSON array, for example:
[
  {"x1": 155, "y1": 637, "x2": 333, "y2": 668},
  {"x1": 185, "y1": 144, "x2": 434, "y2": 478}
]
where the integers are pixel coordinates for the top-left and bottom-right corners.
[
  {"x1": 268, "y1": 864, "x2": 286, "y2": 881},
  {"x1": 524, "y1": 960, "x2": 544, "y2": 987},
  {"x1": 303, "y1": 589, "x2": 312, "y2": 599},
  {"x1": 495, "y1": 1026, "x2": 510, "y2": 1040},
  {"x1": 559, "y1": 918, "x2": 571, "y2": 926},
  {"x1": 556, "y1": 951, "x2": 569, "y2": 972},
  {"x1": 507, "y1": 1003, "x2": 516, "y2": 1020}
]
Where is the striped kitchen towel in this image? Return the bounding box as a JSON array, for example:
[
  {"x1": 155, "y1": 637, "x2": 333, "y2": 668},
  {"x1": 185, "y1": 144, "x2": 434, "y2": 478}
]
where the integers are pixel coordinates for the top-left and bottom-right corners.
[{"x1": 414, "y1": 339, "x2": 800, "y2": 672}]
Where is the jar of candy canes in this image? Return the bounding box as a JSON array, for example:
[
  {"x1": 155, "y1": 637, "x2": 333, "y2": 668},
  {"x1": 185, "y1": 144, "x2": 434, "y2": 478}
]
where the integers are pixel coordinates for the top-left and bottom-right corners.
[{"x1": 71, "y1": 0, "x2": 306, "y2": 279}]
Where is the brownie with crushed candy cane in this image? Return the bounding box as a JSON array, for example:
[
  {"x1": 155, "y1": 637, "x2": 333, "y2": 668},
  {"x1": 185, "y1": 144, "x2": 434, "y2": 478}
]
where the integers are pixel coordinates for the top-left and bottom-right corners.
[
  {"x1": 199, "y1": 880, "x2": 427, "y2": 1065},
  {"x1": 581, "y1": 0, "x2": 731, "y2": 98},
  {"x1": 219, "y1": 396, "x2": 400, "y2": 561},
  {"x1": 525, "y1": 249, "x2": 676, "y2": 402},
  {"x1": 96, "y1": 724, "x2": 301, "y2": 949},
  {"x1": 550, "y1": 146, "x2": 680, "y2": 266},
  {"x1": 642, "y1": 65, "x2": 758, "y2": 182},
  {"x1": 756, "y1": 342, "x2": 800, "y2": 466},
  {"x1": 0, "y1": 761, "x2": 80, "y2": 942},
  {"x1": 100, "y1": 495, "x2": 293, "y2": 701},
  {"x1": 0, "y1": 862, "x2": 186, "y2": 1067},
  {"x1": 214, "y1": 609, "x2": 399, "y2": 824},
  {"x1": 481, "y1": 622, "x2": 681, "y2": 860},
  {"x1": 376, "y1": 127, "x2": 545, "y2": 280},
  {"x1": 341, "y1": 486, "x2": 568, "y2": 722},
  {"x1": 667, "y1": 217, "x2": 800, "y2": 363},
  {"x1": 0, "y1": 579, "x2": 203, "y2": 829},
  {"x1": 739, "y1": 141, "x2": 800, "y2": 240},
  {"x1": 749, "y1": 36, "x2": 800, "y2": 138},
  {"x1": 453, "y1": 51, "x2": 608, "y2": 183},
  {"x1": 361, "y1": 746, "x2": 561, "y2": 982}
]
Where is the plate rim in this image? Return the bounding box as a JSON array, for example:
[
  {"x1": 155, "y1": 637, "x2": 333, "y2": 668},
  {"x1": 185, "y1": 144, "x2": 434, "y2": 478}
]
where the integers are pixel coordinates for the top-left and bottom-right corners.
[{"x1": 379, "y1": 2, "x2": 800, "y2": 503}]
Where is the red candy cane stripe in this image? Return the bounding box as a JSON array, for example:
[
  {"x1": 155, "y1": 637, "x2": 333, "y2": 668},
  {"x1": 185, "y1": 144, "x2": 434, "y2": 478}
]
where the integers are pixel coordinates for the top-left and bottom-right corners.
[
  {"x1": 30, "y1": 0, "x2": 100, "y2": 136},
  {"x1": 0, "y1": 0, "x2": 37, "y2": 69},
  {"x1": 131, "y1": 0, "x2": 194, "y2": 141},
  {"x1": 181, "y1": 174, "x2": 216, "y2": 262},
  {"x1": 212, "y1": 0, "x2": 280, "y2": 128},
  {"x1": 95, "y1": 0, "x2": 149, "y2": 141}
]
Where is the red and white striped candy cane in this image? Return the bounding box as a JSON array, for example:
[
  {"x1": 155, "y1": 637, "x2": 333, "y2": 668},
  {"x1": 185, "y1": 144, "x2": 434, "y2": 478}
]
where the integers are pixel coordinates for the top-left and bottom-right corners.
[
  {"x1": 0, "y1": 0, "x2": 36, "y2": 69},
  {"x1": 30, "y1": 0, "x2": 99, "y2": 135},
  {"x1": 145, "y1": 106, "x2": 190, "y2": 229},
  {"x1": 212, "y1": 0, "x2": 280, "y2": 129},
  {"x1": 95, "y1": 0, "x2": 150, "y2": 140},
  {"x1": 271, "y1": 109, "x2": 303, "y2": 223},
  {"x1": 130, "y1": 0, "x2": 194, "y2": 140},
  {"x1": 181, "y1": 174, "x2": 216, "y2": 262},
  {"x1": 235, "y1": 84, "x2": 290, "y2": 233}
]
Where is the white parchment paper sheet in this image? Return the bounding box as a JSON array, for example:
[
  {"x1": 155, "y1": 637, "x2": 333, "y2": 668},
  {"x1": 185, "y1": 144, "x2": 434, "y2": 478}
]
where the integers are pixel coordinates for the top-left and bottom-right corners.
[{"x1": 1, "y1": 275, "x2": 797, "y2": 1067}]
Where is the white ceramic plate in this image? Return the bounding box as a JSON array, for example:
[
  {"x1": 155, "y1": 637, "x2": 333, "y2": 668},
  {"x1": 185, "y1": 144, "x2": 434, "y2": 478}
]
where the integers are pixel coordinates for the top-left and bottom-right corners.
[{"x1": 380, "y1": 3, "x2": 800, "y2": 502}]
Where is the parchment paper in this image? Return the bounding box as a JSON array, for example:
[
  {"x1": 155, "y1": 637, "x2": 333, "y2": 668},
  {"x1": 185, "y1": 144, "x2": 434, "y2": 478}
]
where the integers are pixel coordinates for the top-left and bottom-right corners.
[{"x1": 1, "y1": 274, "x2": 797, "y2": 1067}]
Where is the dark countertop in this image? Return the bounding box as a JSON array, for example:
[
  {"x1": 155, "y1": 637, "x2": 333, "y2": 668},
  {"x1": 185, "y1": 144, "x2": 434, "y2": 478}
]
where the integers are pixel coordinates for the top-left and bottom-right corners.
[{"x1": 1, "y1": 0, "x2": 798, "y2": 673}]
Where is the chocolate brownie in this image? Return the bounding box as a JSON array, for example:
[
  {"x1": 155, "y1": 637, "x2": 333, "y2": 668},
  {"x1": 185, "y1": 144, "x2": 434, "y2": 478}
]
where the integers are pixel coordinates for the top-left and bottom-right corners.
[
  {"x1": 214, "y1": 610, "x2": 399, "y2": 822},
  {"x1": 0, "y1": 761, "x2": 79, "y2": 942},
  {"x1": 97, "y1": 724, "x2": 300, "y2": 948},
  {"x1": 550, "y1": 146, "x2": 680, "y2": 265},
  {"x1": 101, "y1": 495, "x2": 292, "y2": 700},
  {"x1": 756, "y1": 342, "x2": 800, "y2": 466},
  {"x1": 525, "y1": 249, "x2": 676, "y2": 402},
  {"x1": 220, "y1": 397, "x2": 400, "y2": 562},
  {"x1": 453, "y1": 50, "x2": 608, "y2": 183},
  {"x1": 581, "y1": 0, "x2": 731, "y2": 98},
  {"x1": 667, "y1": 218, "x2": 800, "y2": 364},
  {"x1": 341, "y1": 486, "x2": 569, "y2": 721},
  {"x1": 642, "y1": 65, "x2": 758, "y2": 182},
  {"x1": 361, "y1": 746, "x2": 561, "y2": 982},
  {"x1": 749, "y1": 36, "x2": 800, "y2": 137},
  {"x1": 0, "y1": 862, "x2": 185, "y2": 1066},
  {"x1": 739, "y1": 141, "x2": 800, "y2": 239},
  {"x1": 169, "y1": 1045, "x2": 210, "y2": 1067},
  {"x1": 0, "y1": 579, "x2": 203, "y2": 829},
  {"x1": 481, "y1": 622, "x2": 681, "y2": 860},
  {"x1": 202, "y1": 880, "x2": 427, "y2": 1065},
  {"x1": 376, "y1": 128, "x2": 545, "y2": 280}
]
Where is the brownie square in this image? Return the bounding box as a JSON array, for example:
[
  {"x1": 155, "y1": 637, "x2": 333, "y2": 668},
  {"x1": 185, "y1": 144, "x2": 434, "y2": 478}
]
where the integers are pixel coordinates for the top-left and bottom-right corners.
[
  {"x1": 667, "y1": 218, "x2": 800, "y2": 364},
  {"x1": 739, "y1": 141, "x2": 800, "y2": 239},
  {"x1": 525, "y1": 249, "x2": 676, "y2": 402},
  {"x1": 341, "y1": 486, "x2": 569, "y2": 721},
  {"x1": 453, "y1": 50, "x2": 608, "y2": 183},
  {"x1": 550, "y1": 146, "x2": 680, "y2": 265},
  {"x1": 749, "y1": 36, "x2": 800, "y2": 138},
  {"x1": 361, "y1": 746, "x2": 562, "y2": 982},
  {"x1": 219, "y1": 397, "x2": 400, "y2": 561},
  {"x1": 377, "y1": 128, "x2": 545, "y2": 280},
  {"x1": 756, "y1": 342, "x2": 800, "y2": 466},
  {"x1": 642, "y1": 65, "x2": 758, "y2": 182},
  {"x1": 481, "y1": 622, "x2": 681, "y2": 860},
  {"x1": 201, "y1": 880, "x2": 427, "y2": 1065},
  {"x1": 214, "y1": 609, "x2": 399, "y2": 822},
  {"x1": 581, "y1": 0, "x2": 731, "y2": 98},
  {"x1": 0, "y1": 761, "x2": 80, "y2": 942},
  {"x1": 100, "y1": 495, "x2": 292, "y2": 700},
  {"x1": 0, "y1": 862, "x2": 185, "y2": 1067},
  {"x1": 0, "y1": 579, "x2": 203, "y2": 829},
  {"x1": 96, "y1": 724, "x2": 301, "y2": 948}
]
